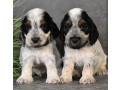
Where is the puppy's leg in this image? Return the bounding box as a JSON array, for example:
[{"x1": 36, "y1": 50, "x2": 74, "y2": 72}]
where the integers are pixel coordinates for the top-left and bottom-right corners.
[
  {"x1": 80, "y1": 63, "x2": 95, "y2": 84},
  {"x1": 16, "y1": 59, "x2": 34, "y2": 84},
  {"x1": 97, "y1": 58, "x2": 108, "y2": 76},
  {"x1": 45, "y1": 58, "x2": 60, "y2": 84},
  {"x1": 60, "y1": 59, "x2": 74, "y2": 83}
]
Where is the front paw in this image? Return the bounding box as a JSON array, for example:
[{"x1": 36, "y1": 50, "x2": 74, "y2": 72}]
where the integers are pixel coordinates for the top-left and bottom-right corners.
[
  {"x1": 16, "y1": 76, "x2": 33, "y2": 84},
  {"x1": 46, "y1": 76, "x2": 60, "y2": 84},
  {"x1": 97, "y1": 68, "x2": 108, "y2": 76},
  {"x1": 60, "y1": 75, "x2": 72, "y2": 83},
  {"x1": 80, "y1": 75, "x2": 95, "y2": 84}
]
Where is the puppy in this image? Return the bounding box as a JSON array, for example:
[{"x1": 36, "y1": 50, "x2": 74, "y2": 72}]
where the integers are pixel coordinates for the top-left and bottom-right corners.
[
  {"x1": 59, "y1": 8, "x2": 107, "y2": 84},
  {"x1": 16, "y1": 8, "x2": 61, "y2": 84}
]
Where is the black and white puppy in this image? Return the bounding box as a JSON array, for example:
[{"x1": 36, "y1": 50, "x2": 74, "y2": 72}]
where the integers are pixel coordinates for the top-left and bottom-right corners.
[
  {"x1": 59, "y1": 8, "x2": 107, "y2": 84},
  {"x1": 16, "y1": 8, "x2": 61, "y2": 84}
]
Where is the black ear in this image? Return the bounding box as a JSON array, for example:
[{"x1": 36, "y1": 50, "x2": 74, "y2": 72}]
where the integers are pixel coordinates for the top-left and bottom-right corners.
[
  {"x1": 59, "y1": 13, "x2": 70, "y2": 42},
  {"x1": 43, "y1": 12, "x2": 59, "y2": 39},
  {"x1": 81, "y1": 11, "x2": 99, "y2": 45},
  {"x1": 19, "y1": 16, "x2": 28, "y2": 46},
  {"x1": 20, "y1": 16, "x2": 29, "y2": 34},
  {"x1": 89, "y1": 18, "x2": 99, "y2": 45},
  {"x1": 59, "y1": 20, "x2": 65, "y2": 42},
  {"x1": 19, "y1": 32, "x2": 26, "y2": 46},
  {"x1": 50, "y1": 21, "x2": 59, "y2": 39}
]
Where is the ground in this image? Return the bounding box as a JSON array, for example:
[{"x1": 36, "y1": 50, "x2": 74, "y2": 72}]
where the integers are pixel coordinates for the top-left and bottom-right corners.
[{"x1": 14, "y1": 75, "x2": 107, "y2": 90}]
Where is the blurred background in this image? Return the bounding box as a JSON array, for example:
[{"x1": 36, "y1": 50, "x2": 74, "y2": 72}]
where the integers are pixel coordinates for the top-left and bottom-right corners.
[{"x1": 13, "y1": 0, "x2": 107, "y2": 77}]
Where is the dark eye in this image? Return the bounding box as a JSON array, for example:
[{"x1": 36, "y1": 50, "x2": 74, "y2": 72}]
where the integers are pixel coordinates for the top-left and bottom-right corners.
[
  {"x1": 25, "y1": 25, "x2": 31, "y2": 30},
  {"x1": 80, "y1": 23, "x2": 88, "y2": 30},
  {"x1": 64, "y1": 23, "x2": 71, "y2": 29},
  {"x1": 40, "y1": 23, "x2": 47, "y2": 30},
  {"x1": 40, "y1": 24, "x2": 46, "y2": 29},
  {"x1": 40, "y1": 23, "x2": 50, "y2": 33},
  {"x1": 80, "y1": 23, "x2": 89, "y2": 34},
  {"x1": 63, "y1": 24, "x2": 70, "y2": 35}
]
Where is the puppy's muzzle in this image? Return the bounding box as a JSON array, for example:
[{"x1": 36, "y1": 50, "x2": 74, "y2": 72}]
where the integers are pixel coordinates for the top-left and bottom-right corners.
[
  {"x1": 32, "y1": 37, "x2": 40, "y2": 43},
  {"x1": 30, "y1": 37, "x2": 49, "y2": 48},
  {"x1": 70, "y1": 36, "x2": 81, "y2": 44}
]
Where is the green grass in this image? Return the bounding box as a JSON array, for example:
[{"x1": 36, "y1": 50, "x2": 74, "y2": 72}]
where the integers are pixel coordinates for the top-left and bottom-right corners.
[
  {"x1": 13, "y1": 17, "x2": 22, "y2": 77},
  {"x1": 13, "y1": 0, "x2": 27, "y2": 78}
]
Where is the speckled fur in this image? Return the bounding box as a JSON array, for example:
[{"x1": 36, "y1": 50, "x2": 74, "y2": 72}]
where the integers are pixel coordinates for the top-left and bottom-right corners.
[
  {"x1": 16, "y1": 8, "x2": 61, "y2": 84},
  {"x1": 60, "y1": 8, "x2": 107, "y2": 84}
]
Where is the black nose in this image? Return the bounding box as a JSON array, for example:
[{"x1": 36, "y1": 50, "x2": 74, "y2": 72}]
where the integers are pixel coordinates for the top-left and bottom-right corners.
[
  {"x1": 70, "y1": 37, "x2": 81, "y2": 44},
  {"x1": 32, "y1": 37, "x2": 40, "y2": 43}
]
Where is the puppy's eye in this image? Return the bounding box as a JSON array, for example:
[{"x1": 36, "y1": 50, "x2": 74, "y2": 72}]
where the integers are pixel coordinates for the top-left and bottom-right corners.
[
  {"x1": 65, "y1": 20, "x2": 72, "y2": 28},
  {"x1": 80, "y1": 23, "x2": 89, "y2": 34},
  {"x1": 65, "y1": 24, "x2": 71, "y2": 28},
  {"x1": 63, "y1": 24, "x2": 71, "y2": 35},
  {"x1": 40, "y1": 23, "x2": 47, "y2": 30},
  {"x1": 25, "y1": 25, "x2": 31, "y2": 30},
  {"x1": 80, "y1": 23, "x2": 88, "y2": 30},
  {"x1": 40, "y1": 23, "x2": 50, "y2": 33}
]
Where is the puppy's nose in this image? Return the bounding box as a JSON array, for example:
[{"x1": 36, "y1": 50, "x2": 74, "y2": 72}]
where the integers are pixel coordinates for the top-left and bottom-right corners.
[
  {"x1": 32, "y1": 37, "x2": 40, "y2": 43},
  {"x1": 70, "y1": 37, "x2": 81, "y2": 44}
]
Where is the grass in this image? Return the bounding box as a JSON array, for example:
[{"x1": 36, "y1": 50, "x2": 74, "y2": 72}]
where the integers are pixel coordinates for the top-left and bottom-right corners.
[
  {"x1": 13, "y1": 16, "x2": 22, "y2": 77},
  {"x1": 13, "y1": 14, "x2": 22, "y2": 77},
  {"x1": 13, "y1": 0, "x2": 27, "y2": 78}
]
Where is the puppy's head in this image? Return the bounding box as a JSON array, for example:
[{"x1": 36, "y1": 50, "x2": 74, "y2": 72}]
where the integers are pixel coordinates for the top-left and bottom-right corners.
[
  {"x1": 59, "y1": 8, "x2": 99, "y2": 49},
  {"x1": 20, "y1": 8, "x2": 59, "y2": 48}
]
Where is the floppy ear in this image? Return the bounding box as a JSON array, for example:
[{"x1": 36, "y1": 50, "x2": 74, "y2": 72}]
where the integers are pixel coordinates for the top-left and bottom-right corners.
[
  {"x1": 50, "y1": 21, "x2": 59, "y2": 39},
  {"x1": 59, "y1": 20, "x2": 65, "y2": 42},
  {"x1": 19, "y1": 32, "x2": 26, "y2": 46},
  {"x1": 43, "y1": 12, "x2": 59, "y2": 39},
  {"x1": 89, "y1": 18, "x2": 99, "y2": 45},
  {"x1": 59, "y1": 13, "x2": 69, "y2": 42},
  {"x1": 81, "y1": 11, "x2": 99, "y2": 45},
  {"x1": 19, "y1": 16, "x2": 28, "y2": 46}
]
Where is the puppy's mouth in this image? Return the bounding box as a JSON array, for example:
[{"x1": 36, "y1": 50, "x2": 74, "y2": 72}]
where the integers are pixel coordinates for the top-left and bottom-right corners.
[{"x1": 32, "y1": 39, "x2": 49, "y2": 48}]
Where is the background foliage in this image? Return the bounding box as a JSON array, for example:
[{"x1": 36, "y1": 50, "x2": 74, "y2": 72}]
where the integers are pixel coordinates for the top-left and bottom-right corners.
[{"x1": 13, "y1": 0, "x2": 26, "y2": 77}]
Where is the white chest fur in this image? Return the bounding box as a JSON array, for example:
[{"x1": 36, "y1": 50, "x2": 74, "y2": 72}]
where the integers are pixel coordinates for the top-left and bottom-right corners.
[
  {"x1": 64, "y1": 45, "x2": 94, "y2": 66},
  {"x1": 64, "y1": 40, "x2": 106, "y2": 67},
  {"x1": 20, "y1": 42, "x2": 54, "y2": 65}
]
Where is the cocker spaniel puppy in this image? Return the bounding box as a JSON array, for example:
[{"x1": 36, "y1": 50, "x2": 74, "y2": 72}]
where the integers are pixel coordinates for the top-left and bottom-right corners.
[
  {"x1": 16, "y1": 8, "x2": 61, "y2": 84},
  {"x1": 59, "y1": 8, "x2": 107, "y2": 84}
]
